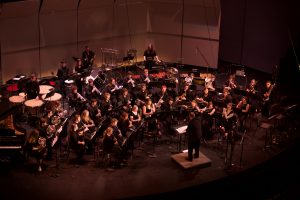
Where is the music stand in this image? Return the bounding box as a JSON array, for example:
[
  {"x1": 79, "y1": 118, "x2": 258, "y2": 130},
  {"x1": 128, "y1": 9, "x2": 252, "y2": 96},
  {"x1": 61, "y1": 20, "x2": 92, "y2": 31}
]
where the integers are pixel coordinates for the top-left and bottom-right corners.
[{"x1": 45, "y1": 90, "x2": 55, "y2": 99}]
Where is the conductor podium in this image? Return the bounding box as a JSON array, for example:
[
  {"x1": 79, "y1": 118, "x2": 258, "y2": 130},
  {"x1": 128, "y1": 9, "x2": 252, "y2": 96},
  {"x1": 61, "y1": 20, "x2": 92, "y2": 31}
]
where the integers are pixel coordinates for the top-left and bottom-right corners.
[
  {"x1": 171, "y1": 124, "x2": 212, "y2": 169},
  {"x1": 171, "y1": 151, "x2": 212, "y2": 169}
]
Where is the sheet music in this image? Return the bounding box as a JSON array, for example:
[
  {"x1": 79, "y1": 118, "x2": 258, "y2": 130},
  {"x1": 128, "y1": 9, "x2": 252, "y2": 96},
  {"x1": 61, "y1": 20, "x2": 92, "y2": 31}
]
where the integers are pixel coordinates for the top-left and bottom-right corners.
[{"x1": 176, "y1": 125, "x2": 188, "y2": 134}]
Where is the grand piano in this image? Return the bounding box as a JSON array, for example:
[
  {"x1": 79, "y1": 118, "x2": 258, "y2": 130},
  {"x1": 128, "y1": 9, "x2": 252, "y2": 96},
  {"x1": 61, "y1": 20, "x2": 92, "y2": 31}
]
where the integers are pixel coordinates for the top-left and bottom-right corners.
[{"x1": 0, "y1": 101, "x2": 25, "y2": 157}]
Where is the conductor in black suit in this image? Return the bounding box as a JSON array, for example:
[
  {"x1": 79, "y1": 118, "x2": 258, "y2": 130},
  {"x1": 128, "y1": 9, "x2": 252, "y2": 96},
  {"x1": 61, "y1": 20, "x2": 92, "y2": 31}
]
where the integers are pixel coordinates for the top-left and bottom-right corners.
[{"x1": 186, "y1": 112, "x2": 202, "y2": 161}]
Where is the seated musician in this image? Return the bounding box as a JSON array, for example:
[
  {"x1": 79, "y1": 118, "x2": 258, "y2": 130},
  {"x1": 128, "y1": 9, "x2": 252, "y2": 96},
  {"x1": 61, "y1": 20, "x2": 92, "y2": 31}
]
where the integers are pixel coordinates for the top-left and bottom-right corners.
[
  {"x1": 105, "y1": 77, "x2": 122, "y2": 95},
  {"x1": 262, "y1": 80, "x2": 274, "y2": 117},
  {"x1": 81, "y1": 110, "x2": 95, "y2": 131},
  {"x1": 129, "y1": 105, "x2": 142, "y2": 126},
  {"x1": 160, "y1": 97, "x2": 176, "y2": 134},
  {"x1": 123, "y1": 71, "x2": 135, "y2": 90},
  {"x1": 68, "y1": 85, "x2": 86, "y2": 110},
  {"x1": 220, "y1": 87, "x2": 233, "y2": 104},
  {"x1": 26, "y1": 129, "x2": 47, "y2": 172},
  {"x1": 39, "y1": 116, "x2": 53, "y2": 160},
  {"x1": 25, "y1": 73, "x2": 40, "y2": 100},
  {"x1": 200, "y1": 101, "x2": 216, "y2": 139},
  {"x1": 236, "y1": 96, "x2": 250, "y2": 132},
  {"x1": 118, "y1": 112, "x2": 133, "y2": 138},
  {"x1": 50, "y1": 101, "x2": 64, "y2": 117},
  {"x1": 142, "y1": 99, "x2": 157, "y2": 134},
  {"x1": 136, "y1": 83, "x2": 150, "y2": 106},
  {"x1": 224, "y1": 74, "x2": 238, "y2": 90},
  {"x1": 87, "y1": 99, "x2": 102, "y2": 126},
  {"x1": 109, "y1": 118, "x2": 123, "y2": 145},
  {"x1": 85, "y1": 78, "x2": 101, "y2": 99},
  {"x1": 190, "y1": 100, "x2": 201, "y2": 114},
  {"x1": 184, "y1": 73, "x2": 194, "y2": 86},
  {"x1": 140, "y1": 69, "x2": 152, "y2": 85},
  {"x1": 246, "y1": 79, "x2": 258, "y2": 94},
  {"x1": 205, "y1": 74, "x2": 216, "y2": 91},
  {"x1": 177, "y1": 83, "x2": 195, "y2": 102},
  {"x1": 142, "y1": 99, "x2": 156, "y2": 119},
  {"x1": 220, "y1": 102, "x2": 236, "y2": 138},
  {"x1": 103, "y1": 127, "x2": 118, "y2": 154},
  {"x1": 70, "y1": 114, "x2": 86, "y2": 158},
  {"x1": 100, "y1": 92, "x2": 113, "y2": 114},
  {"x1": 129, "y1": 105, "x2": 144, "y2": 145},
  {"x1": 81, "y1": 110, "x2": 96, "y2": 152},
  {"x1": 164, "y1": 69, "x2": 179, "y2": 84},
  {"x1": 155, "y1": 84, "x2": 169, "y2": 108},
  {"x1": 117, "y1": 88, "x2": 132, "y2": 111},
  {"x1": 196, "y1": 87, "x2": 211, "y2": 108}
]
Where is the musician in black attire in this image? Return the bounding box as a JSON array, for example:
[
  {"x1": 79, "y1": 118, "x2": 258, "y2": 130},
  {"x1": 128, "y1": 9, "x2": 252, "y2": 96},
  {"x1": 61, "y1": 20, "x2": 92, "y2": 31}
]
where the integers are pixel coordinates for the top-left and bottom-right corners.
[
  {"x1": 117, "y1": 88, "x2": 131, "y2": 111},
  {"x1": 143, "y1": 43, "x2": 160, "y2": 70},
  {"x1": 25, "y1": 74, "x2": 40, "y2": 99},
  {"x1": 110, "y1": 118, "x2": 123, "y2": 145},
  {"x1": 246, "y1": 79, "x2": 258, "y2": 95},
  {"x1": 262, "y1": 80, "x2": 274, "y2": 117},
  {"x1": 139, "y1": 69, "x2": 152, "y2": 85},
  {"x1": 136, "y1": 84, "x2": 150, "y2": 106},
  {"x1": 220, "y1": 88, "x2": 233, "y2": 104},
  {"x1": 87, "y1": 99, "x2": 102, "y2": 126},
  {"x1": 103, "y1": 127, "x2": 118, "y2": 154},
  {"x1": 155, "y1": 84, "x2": 169, "y2": 107},
  {"x1": 196, "y1": 87, "x2": 211, "y2": 108},
  {"x1": 82, "y1": 46, "x2": 95, "y2": 69},
  {"x1": 129, "y1": 105, "x2": 142, "y2": 125},
  {"x1": 200, "y1": 101, "x2": 216, "y2": 139},
  {"x1": 70, "y1": 114, "x2": 86, "y2": 159},
  {"x1": 74, "y1": 58, "x2": 85, "y2": 94},
  {"x1": 236, "y1": 96, "x2": 250, "y2": 132},
  {"x1": 224, "y1": 74, "x2": 238, "y2": 90},
  {"x1": 68, "y1": 85, "x2": 86, "y2": 110},
  {"x1": 177, "y1": 83, "x2": 195, "y2": 101},
  {"x1": 85, "y1": 78, "x2": 101, "y2": 99},
  {"x1": 186, "y1": 112, "x2": 202, "y2": 162},
  {"x1": 118, "y1": 112, "x2": 132, "y2": 137},
  {"x1": 57, "y1": 61, "x2": 69, "y2": 79},
  {"x1": 57, "y1": 61, "x2": 70, "y2": 94},
  {"x1": 220, "y1": 102, "x2": 236, "y2": 138},
  {"x1": 123, "y1": 71, "x2": 135, "y2": 90},
  {"x1": 100, "y1": 92, "x2": 113, "y2": 115}
]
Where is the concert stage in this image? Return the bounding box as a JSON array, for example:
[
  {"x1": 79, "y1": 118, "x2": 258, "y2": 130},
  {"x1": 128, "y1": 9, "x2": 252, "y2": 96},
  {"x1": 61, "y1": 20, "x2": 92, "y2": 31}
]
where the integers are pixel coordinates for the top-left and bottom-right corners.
[{"x1": 171, "y1": 151, "x2": 212, "y2": 169}]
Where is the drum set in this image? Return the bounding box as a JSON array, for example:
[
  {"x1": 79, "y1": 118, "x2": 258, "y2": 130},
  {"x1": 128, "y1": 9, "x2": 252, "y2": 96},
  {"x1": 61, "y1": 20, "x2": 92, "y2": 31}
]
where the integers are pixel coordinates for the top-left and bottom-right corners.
[{"x1": 8, "y1": 84, "x2": 63, "y2": 119}]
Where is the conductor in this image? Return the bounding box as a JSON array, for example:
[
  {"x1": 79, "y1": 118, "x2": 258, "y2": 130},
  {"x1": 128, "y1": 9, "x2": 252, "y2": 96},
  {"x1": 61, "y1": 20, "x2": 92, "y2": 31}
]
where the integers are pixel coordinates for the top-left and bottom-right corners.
[{"x1": 186, "y1": 112, "x2": 202, "y2": 162}]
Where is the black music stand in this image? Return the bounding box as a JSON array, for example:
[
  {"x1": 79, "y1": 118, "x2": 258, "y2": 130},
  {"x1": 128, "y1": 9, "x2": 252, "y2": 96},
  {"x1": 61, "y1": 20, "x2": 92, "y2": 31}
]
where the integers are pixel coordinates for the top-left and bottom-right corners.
[{"x1": 45, "y1": 90, "x2": 55, "y2": 99}]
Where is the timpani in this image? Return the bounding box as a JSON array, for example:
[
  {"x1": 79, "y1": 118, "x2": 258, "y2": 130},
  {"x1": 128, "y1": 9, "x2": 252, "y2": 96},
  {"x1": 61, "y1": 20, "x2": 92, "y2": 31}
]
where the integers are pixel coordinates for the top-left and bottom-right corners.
[
  {"x1": 41, "y1": 93, "x2": 62, "y2": 102},
  {"x1": 9, "y1": 95, "x2": 25, "y2": 104},
  {"x1": 24, "y1": 99, "x2": 44, "y2": 117}
]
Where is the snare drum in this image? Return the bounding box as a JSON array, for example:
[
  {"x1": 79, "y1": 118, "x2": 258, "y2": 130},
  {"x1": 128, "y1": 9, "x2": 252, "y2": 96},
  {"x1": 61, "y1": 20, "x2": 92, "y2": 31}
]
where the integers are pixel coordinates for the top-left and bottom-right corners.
[{"x1": 39, "y1": 85, "x2": 54, "y2": 95}]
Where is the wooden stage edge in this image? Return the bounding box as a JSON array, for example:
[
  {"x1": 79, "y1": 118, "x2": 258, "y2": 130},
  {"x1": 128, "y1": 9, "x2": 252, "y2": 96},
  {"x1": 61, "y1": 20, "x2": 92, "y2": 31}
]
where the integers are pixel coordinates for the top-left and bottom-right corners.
[{"x1": 171, "y1": 151, "x2": 212, "y2": 169}]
